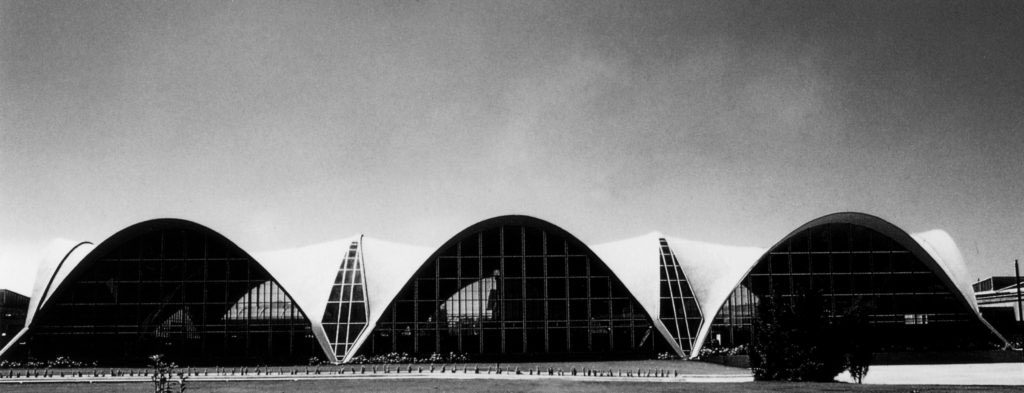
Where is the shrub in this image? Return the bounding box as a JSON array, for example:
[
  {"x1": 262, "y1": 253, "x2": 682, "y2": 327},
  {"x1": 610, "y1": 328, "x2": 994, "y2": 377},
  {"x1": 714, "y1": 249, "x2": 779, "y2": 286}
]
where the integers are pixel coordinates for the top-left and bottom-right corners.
[
  {"x1": 0, "y1": 356, "x2": 97, "y2": 369},
  {"x1": 347, "y1": 352, "x2": 471, "y2": 364},
  {"x1": 696, "y1": 344, "x2": 748, "y2": 358}
]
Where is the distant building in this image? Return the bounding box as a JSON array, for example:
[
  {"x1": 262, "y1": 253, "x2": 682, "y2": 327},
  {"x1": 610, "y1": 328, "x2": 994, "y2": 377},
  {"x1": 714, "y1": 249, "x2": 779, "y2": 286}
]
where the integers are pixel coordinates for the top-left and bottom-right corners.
[
  {"x1": 0, "y1": 213, "x2": 1006, "y2": 365},
  {"x1": 973, "y1": 277, "x2": 1022, "y2": 293},
  {"x1": 974, "y1": 276, "x2": 1024, "y2": 340},
  {"x1": 0, "y1": 290, "x2": 29, "y2": 349}
]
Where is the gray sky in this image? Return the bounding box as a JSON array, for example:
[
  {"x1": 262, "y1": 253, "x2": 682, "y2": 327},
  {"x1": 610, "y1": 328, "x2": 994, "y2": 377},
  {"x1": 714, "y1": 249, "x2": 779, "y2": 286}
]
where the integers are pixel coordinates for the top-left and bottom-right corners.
[{"x1": 2, "y1": 0, "x2": 1023, "y2": 294}]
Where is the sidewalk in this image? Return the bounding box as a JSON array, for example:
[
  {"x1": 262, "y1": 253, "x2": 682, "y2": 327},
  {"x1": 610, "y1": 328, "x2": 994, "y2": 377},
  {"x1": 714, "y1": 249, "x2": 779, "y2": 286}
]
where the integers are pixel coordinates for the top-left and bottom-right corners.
[{"x1": 837, "y1": 363, "x2": 1024, "y2": 385}]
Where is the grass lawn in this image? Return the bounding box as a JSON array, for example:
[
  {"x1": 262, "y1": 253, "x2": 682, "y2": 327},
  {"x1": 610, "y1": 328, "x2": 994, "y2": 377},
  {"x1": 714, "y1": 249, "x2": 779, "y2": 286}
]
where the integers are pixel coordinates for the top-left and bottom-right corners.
[{"x1": 1, "y1": 379, "x2": 1021, "y2": 392}]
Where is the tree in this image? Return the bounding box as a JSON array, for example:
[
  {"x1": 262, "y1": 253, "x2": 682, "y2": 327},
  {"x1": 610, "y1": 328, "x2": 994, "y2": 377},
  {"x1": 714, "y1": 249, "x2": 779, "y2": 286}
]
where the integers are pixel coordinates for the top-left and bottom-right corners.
[
  {"x1": 839, "y1": 300, "x2": 873, "y2": 384},
  {"x1": 749, "y1": 289, "x2": 871, "y2": 382},
  {"x1": 749, "y1": 293, "x2": 793, "y2": 380}
]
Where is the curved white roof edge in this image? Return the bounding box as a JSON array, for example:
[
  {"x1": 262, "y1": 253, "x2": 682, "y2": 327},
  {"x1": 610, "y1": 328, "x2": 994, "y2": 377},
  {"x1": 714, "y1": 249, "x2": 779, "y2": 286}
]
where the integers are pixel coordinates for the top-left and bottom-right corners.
[
  {"x1": 345, "y1": 235, "x2": 434, "y2": 362},
  {"x1": 678, "y1": 212, "x2": 1006, "y2": 357},
  {"x1": 663, "y1": 236, "x2": 766, "y2": 359},
  {"x1": 590, "y1": 232, "x2": 663, "y2": 329},
  {"x1": 253, "y1": 234, "x2": 435, "y2": 363},
  {"x1": 254, "y1": 236, "x2": 362, "y2": 328},
  {"x1": 910, "y1": 229, "x2": 1002, "y2": 341},
  {"x1": 794, "y1": 213, "x2": 996, "y2": 340},
  {"x1": 910, "y1": 229, "x2": 979, "y2": 312},
  {"x1": 5, "y1": 213, "x2": 1005, "y2": 362},
  {"x1": 25, "y1": 239, "x2": 95, "y2": 326},
  {"x1": 0, "y1": 239, "x2": 94, "y2": 358},
  {"x1": 0, "y1": 326, "x2": 28, "y2": 358},
  {"x1": 254, "y1": 235, "x2": 362, "y2": 363},
  {"x1": 590, "y1": 232, "x2": 685, "y2": 355}
]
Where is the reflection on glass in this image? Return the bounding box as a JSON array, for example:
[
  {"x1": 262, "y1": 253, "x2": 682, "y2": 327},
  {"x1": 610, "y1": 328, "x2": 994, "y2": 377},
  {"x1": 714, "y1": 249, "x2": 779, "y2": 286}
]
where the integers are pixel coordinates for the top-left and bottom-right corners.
[
  {"x1": 154, "y1": 308, "x2": 199, "y2": 340},
  {"x1": 440, "y1": 270, "x2": 500, "y2": 328},
  {"x1": 224, "y1": 281, "x2": 303, "y2": 320}
]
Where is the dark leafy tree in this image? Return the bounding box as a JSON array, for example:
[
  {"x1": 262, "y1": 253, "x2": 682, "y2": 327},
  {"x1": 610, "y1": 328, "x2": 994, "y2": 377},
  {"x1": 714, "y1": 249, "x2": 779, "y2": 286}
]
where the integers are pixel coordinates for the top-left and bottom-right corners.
[
  {"x1": 838, "y1": 300, "x2": 873, "y2": 384},
  {"x1": 750, "y1": 289, "x2": 871, "y2": 382},
  {"x1": 749, "y1": 293, "x2": 791, "y2": 380}
]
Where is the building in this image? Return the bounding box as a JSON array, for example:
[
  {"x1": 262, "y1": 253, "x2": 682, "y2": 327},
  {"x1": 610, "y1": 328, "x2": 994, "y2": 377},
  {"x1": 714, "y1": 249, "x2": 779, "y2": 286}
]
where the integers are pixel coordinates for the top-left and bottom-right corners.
[
  {"x1": 973, "y1": 277, "x2": 1022, "y2": 293},
  {"x1": 973, "y1": 276, "x2": 1024, "y2": 341},
  {"x1": 706, "y1": 213, "x2": 1003, "y2": 352},
  {"x1": 0, "y1": 213, "x2": 1004, "y2": 365},
  {"x1": 0, "y1": 290, "x2": 29, "y2": 349}
]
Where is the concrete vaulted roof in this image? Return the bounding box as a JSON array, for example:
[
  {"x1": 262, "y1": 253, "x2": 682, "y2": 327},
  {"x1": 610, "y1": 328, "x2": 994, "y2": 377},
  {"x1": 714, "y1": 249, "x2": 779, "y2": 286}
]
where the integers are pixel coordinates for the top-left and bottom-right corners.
[
  {"x1": 0, "y1": 219, "x2": 323, "y2": 359},
  {"x1": 256, "y1": 237, "x2": 362, "y2": 327},
  {"x1": 254, "y1": 236, "x2": 363, "y2": 360},
  {"x1": 702, "y1": 212, "x2": 1006, "y2": 349},
  {"x1": 783, "y1": 213, "x2": 992, "y2": 317},
  {"x1": 0, "y1": 239, "x2": 95, "y2": 356},
  {"x1": 1, "y1": 212, "x2": 1004, "y2": 362},
  {"x1": 662, "y1": 237, "x2": 766, "y2": 358},
  {"x1": 25, "y1": 239, "x2": 94, "y2": 325},
  {"x1": 252, "y1": 235, "x2": 433, "y2": 363},
  {"x1": 347, "y1": 236, "x2": 433, "y2": 362},
  {"x1": 590, "y1": 233, "x2": 663, "y2": 326},
  {"x1": 276, "y1": 215, "x2": 674, "y2": 361}
]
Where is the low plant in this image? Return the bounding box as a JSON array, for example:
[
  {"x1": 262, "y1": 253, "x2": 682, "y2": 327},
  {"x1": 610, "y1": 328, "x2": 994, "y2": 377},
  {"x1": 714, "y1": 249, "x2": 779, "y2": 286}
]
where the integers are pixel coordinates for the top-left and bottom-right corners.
[
  {"x1": 149, "y1": 354, "x2": 187, "y2": 393},
  {"x1": 347, "y1": 352, "x2": 471, "y2": 364},
  {"x1": 696, "y1": 344, "x2": 748, "y2": 358},
  {"x1": 0, "y1": 356, "x2": 97, "y2": 368}
]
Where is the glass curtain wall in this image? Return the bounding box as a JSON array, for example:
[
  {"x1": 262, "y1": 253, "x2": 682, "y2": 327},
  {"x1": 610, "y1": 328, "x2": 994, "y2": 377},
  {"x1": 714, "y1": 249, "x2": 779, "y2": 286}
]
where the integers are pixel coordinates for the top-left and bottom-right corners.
[
  {"x1": 658, "y1": 238, "x2": 702, "y2": 354},
  {"x1": 18, "y1": 228, "x2": 318, "y2": 365},
  {"x1": 321, "y1": 241, "x2": 368, "y2": 360},
  {"x1": 708, "y1": 223, "x2": 996, "y2": 351},
  {"x1": 363, "y1": 224, "x2": 661, "y2": 359},
  {"x1": 0, "y1": 290, "x2": 29, "y2": 348}
]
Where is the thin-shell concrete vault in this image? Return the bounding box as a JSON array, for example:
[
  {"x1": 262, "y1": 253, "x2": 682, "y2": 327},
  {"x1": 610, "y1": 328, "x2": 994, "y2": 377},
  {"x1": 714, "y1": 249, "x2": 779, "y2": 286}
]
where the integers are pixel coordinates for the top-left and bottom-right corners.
[
  {"x1": 354, "y1": 216, "x2": 677, "y2": 361},
  {"x1": 1, "y1": 219, "x2": 321, "y2": 364},
  {"x1": 0, "y1": 212, "x2": 1004, "y2": 364},
  {"x1": 703, "y1": 212, "x2": 1004, "y2": 353}
]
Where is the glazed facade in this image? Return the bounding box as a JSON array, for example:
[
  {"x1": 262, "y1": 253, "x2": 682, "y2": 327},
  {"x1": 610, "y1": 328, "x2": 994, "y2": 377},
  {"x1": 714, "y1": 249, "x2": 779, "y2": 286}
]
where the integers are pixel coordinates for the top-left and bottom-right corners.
[
  {"x1": 0, "y1": 290, "x2": 28, "y2": 349},
  {"x1": 0, "y1": 213, "x2": 1005, "y2": 365},
  {"x1": 709, "y1": 222, "x2": 997, "y2": 351},
  {"x1": 1, "y1": 224, "x2": 318, "y2": 365},
  {"x1": 363, "y1": 222, "x2": 662, "y2": 360}
]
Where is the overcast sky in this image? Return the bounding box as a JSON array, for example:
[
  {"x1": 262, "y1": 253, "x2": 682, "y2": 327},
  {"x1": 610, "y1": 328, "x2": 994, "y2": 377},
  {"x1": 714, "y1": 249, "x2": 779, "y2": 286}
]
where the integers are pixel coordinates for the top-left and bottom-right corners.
[{"x1": 1, "y1": 0, "x2": 1023, "y2": 294}]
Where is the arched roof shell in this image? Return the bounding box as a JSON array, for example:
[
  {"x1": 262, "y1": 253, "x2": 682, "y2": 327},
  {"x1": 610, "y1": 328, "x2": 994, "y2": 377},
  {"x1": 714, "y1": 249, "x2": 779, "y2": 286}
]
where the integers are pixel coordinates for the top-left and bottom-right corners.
[
  {"x1": 686, "y1": 212, "x2": 1006, "y2": 355},
  {"x1": 661, "y1": 236, "x2": 766, "y2": 358},
  {"x1": 1, "y1": 219, "x2": 323, "y2": 359},
  {"x1": 4, "y1": 212, "x2": 1004, "y2": 361}
]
